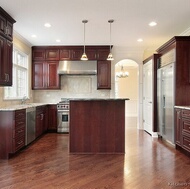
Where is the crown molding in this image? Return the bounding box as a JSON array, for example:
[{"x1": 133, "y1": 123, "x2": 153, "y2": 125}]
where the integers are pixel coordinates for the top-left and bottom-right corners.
[{"x1": 13, "y1": 30, "x2": 33, "y2": 47}]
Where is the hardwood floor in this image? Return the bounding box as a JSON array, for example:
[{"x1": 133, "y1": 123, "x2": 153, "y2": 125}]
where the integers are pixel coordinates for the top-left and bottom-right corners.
[{"x1": 0, "y1": 126, "x2": 190, "y2": 188}]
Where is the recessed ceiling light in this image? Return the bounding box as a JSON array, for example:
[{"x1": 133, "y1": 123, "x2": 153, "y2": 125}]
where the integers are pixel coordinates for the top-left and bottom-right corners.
[
  {"x1": 137, "y1": 38, "x2": 143, "y2": 42},
  {"x1": 56, "y1": 39, "x2": 61, "y2": 42},
  {"x1": 149, "y1": 21, "x2": 157, "y2": 27},
  {"x1": 44, "y1": 23, "x2": 51, "y2": 28},
  {"x1": 31, "y1": 34, "x2": 36, "y2": 38}
]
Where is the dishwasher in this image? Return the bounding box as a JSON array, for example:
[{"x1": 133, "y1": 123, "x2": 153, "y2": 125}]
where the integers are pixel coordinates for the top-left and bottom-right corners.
[{"x1": 26, "y1": 107, "x2": 36, "y2": 145}]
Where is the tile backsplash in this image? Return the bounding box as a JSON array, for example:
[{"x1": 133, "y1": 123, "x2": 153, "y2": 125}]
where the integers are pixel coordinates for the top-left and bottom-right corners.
[{"x1": 33, "y1": 75, "x2": 111, "y2": 103}]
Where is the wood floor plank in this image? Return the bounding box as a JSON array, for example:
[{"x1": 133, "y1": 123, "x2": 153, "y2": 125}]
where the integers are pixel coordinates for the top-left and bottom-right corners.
[{"x1": 0, "y1": 128, "x2": 190, "y2": 189}]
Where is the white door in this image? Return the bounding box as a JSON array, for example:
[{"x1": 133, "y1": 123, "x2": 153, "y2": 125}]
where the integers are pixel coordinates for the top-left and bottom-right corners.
[{"x1": 143, "y1": 60, "x2": 153, "y2": 135}]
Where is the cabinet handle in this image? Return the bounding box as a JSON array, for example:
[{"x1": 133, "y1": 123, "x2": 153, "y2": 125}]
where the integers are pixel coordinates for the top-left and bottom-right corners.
[
  {"x1": 7, "y1": 74, "x2": 9, "y2": 82},
  {"x1": 41, "y1": 114, "x2": 43, "y2": 120},
  {"x1": 17, "y1": 141, "x2": 23, "y2": 145},
  {"x1": 17, "y1": 129, "x2": 23, "y2": 133}
]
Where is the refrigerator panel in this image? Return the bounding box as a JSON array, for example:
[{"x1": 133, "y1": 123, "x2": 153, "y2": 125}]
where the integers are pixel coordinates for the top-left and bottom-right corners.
[{"x1": 157, "y1": 63, "x2": 174, "y2": 144}]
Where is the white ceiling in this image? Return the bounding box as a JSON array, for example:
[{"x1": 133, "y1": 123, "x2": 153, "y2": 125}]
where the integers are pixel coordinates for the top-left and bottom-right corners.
[{"x1": 1, "y1": 0, "x2": 190, "y2": 50}]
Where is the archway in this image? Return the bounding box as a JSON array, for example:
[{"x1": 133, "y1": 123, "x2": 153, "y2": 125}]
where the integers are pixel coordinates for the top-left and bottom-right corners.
[{"x1": 115, "y1": 59, "x2": 139, "y2": 127}]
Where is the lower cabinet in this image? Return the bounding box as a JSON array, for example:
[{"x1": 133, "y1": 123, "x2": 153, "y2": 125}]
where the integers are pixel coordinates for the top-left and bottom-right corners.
[
  {"x1": 0, "y1": 109, "x2": 26, "y2": 159},
  {"x1": 48, "y1": 105, "x2": 57, "y2": 132},
  {"x1": 175, "y1": 108, "x2": 190, "y2": 156},
  {"x1": 36, "y1": 106, "x2": 48, "y2": 138}
]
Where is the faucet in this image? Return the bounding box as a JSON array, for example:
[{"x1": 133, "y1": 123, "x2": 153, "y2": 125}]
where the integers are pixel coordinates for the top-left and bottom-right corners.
[{"x1": 21, "y1": 95, "x2": 27, "y2": 104}]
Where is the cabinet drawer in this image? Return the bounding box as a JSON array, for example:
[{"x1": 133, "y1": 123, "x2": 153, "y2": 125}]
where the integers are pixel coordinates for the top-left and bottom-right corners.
[
  {"x1": 182, "y1": 109, "x2": 190, "y2": 118},
  {"x1": 181, "y1": 118, "x2": 190, "y2": 135},
  {"x1": 15, "y1": 109, "x2": 26, "y2": 120},
  {"x1": 15, "y1": 119, "x2": 25, "y2": 128},
  {"x1": 13, "y1": 135, "x2": 25, "y2": 152},
  {"x1": 15, "y1": 126, "x2": 25, "y2": 138},
  {"x1": 182, "y1": 134, "x2": 190, "y2": 152}
]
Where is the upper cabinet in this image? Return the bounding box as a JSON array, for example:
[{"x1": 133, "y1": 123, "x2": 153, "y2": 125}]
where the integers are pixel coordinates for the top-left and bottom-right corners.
[
  {"x1": 157, "y1": 36, "x2": 190, "y2": 106},
  {"x1": 32, "y1": 47, "x2": 61, "y2": 90},
  {"x1": 0, "y1": 7, "x2": 16, "y2": 86},
  {"x1": 97, "y1": 61, "x2": 111, "y2": 89},
  {"x1": 32, "y1": 46, "x2": 111, "y2": 90}
]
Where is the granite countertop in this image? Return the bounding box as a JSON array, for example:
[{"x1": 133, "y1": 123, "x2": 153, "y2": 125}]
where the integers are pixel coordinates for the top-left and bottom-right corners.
[
  {"x1": 174, "y1": 105, "x2": 190, "y2": 110},
  {"x1": 0, "y1": 103, "x2": 50, "y2": 111},
  {"x1": 69, "y1": 98, "x2": 130, "y2": 101}
]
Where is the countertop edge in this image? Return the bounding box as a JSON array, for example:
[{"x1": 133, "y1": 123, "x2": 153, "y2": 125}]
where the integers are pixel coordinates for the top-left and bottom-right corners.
[{"x1": 174, "y1": 106, "x2": 190, "y2": 110}]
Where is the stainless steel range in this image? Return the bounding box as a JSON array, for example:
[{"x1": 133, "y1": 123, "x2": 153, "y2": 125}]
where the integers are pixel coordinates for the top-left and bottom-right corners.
[{"x1": 57, "y1": 99, "x2": 69, "y2": 133}]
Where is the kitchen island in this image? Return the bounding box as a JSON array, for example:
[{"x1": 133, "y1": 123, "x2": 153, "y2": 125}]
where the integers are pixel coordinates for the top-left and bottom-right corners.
[{"x1": 69, "y1": 98, "x2": 129, "y2": 154}]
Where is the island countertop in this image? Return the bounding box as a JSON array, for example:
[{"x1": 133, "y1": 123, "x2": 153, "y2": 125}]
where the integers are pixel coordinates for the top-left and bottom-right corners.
[
  {"x1": 69, "y1": 99, "x2": 126, "y2": 154},
  {"x1": 69, "y1": 98, "x2": 129, "y2": 101}
]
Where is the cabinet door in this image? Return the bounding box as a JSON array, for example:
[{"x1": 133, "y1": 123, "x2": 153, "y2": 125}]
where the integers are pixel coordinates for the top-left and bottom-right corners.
[
  {"x1": 97, "y1": 49, "x2": 109, "y2": 60},
  {"x1": 32, "y1": 49, "x2": 45, "y2": 61},
  {"x1": 60, "y1": 49, "x2": 72, "y2": 60},
  {"x1": 46, "y1": 49, "x2": 59, "y2": 61},
  {"x1": 48, "y1": 105, "x2": 57, "y2": 131},
  {"x1": 175, "y1": 108, "x2": 181, "y2": 146},
  {"x1": 32, "y1": 61, "x2": 46, "y2": 89},
  {"x1": 0, "y1": 15, "x2": 6, "y2": 36},
  {"x1": 86, "y1": 49, "x2": 97, "y2": 60},
  {"x1": 6, "y1": 20, "x2": 14, "y2": 40},
  {"x1": 97, "y1": 61, "x2": 111, "y2": 89},
  {"x1": 0, "y1": 36, "x2": 6, "y2": 84},
  {"x1": 0, "y1": 37, "x2": 12, "y2": 86},
  {"x1": 46, "y1": 61, "x2": 60, "y2": 89},
  {"x1": 71, "y1": 49, "x2": 83, "y2": 60}
]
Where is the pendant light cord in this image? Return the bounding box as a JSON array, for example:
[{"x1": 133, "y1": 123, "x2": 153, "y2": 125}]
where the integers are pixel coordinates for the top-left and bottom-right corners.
[{"x1": 84, "y1": 21, "x2": 86, "y2": 53}]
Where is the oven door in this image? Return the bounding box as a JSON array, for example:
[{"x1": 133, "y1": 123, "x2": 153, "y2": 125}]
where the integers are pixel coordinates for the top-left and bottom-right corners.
[{"x1": 57, "y1": 110, "x2": 69, "y2": 133}]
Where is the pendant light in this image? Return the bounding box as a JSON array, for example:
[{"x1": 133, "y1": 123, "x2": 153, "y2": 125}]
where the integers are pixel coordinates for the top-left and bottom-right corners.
[
  {"x1": 107, "y1": 19, "x2": 114, "y2": 61},
  {"x1": 81, "y1": 20, "x2": 88, "y2": 60},
  {"x1": 116, "y1": 65, "x2": 129, "y2": 78}
]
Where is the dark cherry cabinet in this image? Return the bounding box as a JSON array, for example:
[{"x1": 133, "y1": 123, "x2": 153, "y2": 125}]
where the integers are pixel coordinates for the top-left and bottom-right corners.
[
  {"x1": 60, "y1": 49, "x2": 72, "y2": 60},
  {"x1": 32, "y1": 46, "x2": 111, "y2": 90},
  {"x1": 96, "y1": 49, "x2": 110, "y2": 60},
  {"x1": 32, "y1": 61, "x2": 60, "y2": 89},
  {"x1": 71, "y1": 49, "x2": 83, "y2": 60},
  {"x1": 36, "y1": 106, "x2": 48, "y2": 138},
  {"x1": 0, "y1": 37, "x2": 13, "y2": 85},
  {"x1": 46, "y1": 49, "x2": 59, "y2": 61},
  {"x1": 48, "y1": 105, "x2": 57, "y2": 131},
  {"x1": 0, "y1": 7, "x2": 15, "y2": 86},
  {"x1": 0, "y1": 109, "x2": 26, "y2": 159},
  {"x1": 175, "y1": 108, "x2": 190, "y2": 156},
  {"x1": 32, "y1": 48, "x2": 45, "y2": 61},
  {"x1": 97, "y1": 61, "x2": 111, "y2": 89}
]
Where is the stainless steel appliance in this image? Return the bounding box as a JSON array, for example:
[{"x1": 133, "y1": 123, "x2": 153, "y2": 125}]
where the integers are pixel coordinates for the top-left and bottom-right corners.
[
  {"x1": 157, "y1": 50, "x2": 175, "y2": 144},
  {"x1": 26, "y1": 107, "x2": 36, "y2": 145},
  {"x1": 57, "y1": 99, "x2": 69, "y2": 133}
]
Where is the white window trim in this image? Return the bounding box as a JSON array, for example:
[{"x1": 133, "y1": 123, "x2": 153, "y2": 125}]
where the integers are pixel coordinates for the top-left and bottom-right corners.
[{"x1": 4, "y1": 46, "x2": 29, "y2": 100}]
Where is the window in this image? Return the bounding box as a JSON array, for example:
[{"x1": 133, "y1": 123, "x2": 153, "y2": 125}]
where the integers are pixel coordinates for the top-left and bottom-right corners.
[{"x1": 4, "y1": 47, "x2": 29, "y2": 100}]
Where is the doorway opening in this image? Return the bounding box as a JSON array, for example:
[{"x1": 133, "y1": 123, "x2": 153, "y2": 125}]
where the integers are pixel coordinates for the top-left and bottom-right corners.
[{"x1": 115, "y1": 59, "x2": 139, "y2": 128}]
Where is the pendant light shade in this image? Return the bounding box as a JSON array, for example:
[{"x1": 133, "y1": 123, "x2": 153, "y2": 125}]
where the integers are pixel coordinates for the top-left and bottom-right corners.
[
  {"x1": 107, "y1": 19, "x2": 114, "y2": 61},
  {"x1": 81, "y1": 20, "x2": 88, "y2": 61}
]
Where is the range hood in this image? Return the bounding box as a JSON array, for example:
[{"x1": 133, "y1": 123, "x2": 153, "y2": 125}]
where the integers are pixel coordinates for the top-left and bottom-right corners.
[{"x1": 58, "y1": 61, "x2": 97, "y2": 75}]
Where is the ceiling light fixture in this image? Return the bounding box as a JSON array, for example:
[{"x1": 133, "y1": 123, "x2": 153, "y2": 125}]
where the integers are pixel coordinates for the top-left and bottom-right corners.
[
  {"x1": 81, "y1": 20, "x2": 88, "y2": 61},
  {"x1": 56, "y1": 39, "x2": 61, "y2": 43},
  {"x1": 116, "y1": 65, "x2": 129, "y2": 78},
  {"x1": 107, "y1": 19, "x2": 114, "y2": 61},
  {"x1": 31, "y1": 34, "x2": 36, "y2": 38},
  {"x1": 137, "y1": 38, "x2": 143, "y2": 42},
  {"x1": 44, "y1": 23, "x2": 51, "y2": 28},
  {"x1": 149, "y1": 21, "x2": 157, "y2": 27}
]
